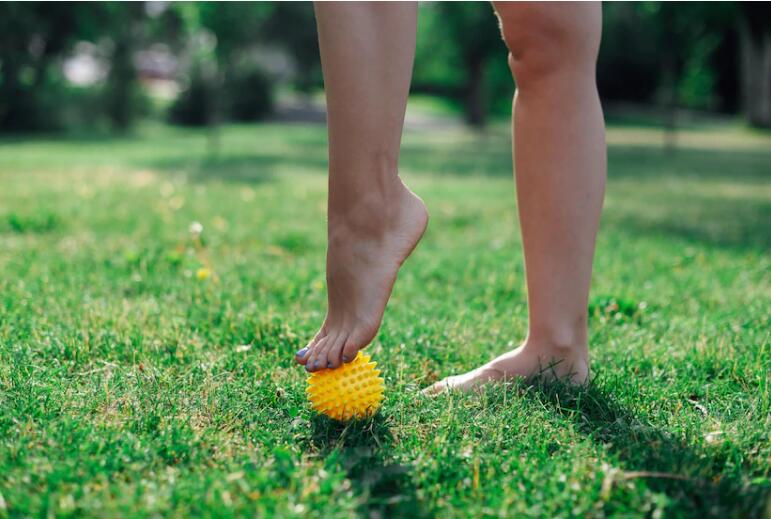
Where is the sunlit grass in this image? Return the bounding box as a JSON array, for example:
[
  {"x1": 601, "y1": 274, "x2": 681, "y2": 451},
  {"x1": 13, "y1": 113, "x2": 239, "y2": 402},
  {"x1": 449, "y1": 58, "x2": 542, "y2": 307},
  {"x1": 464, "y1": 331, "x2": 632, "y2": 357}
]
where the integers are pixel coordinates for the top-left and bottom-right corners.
[{"x1": 0, "y1": 120, "x2": 769, "y2": 517}]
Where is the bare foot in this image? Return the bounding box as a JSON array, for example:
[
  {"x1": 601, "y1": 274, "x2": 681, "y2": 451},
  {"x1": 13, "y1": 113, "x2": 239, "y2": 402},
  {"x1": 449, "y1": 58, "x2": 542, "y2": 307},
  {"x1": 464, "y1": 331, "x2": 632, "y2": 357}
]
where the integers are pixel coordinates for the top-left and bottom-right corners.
[
  {"x1": 296, "y1": 179, "x2": 428, "y2": 372},
  {"x1": 423, "y1": 339, "x2": 589, "y2": 395}
]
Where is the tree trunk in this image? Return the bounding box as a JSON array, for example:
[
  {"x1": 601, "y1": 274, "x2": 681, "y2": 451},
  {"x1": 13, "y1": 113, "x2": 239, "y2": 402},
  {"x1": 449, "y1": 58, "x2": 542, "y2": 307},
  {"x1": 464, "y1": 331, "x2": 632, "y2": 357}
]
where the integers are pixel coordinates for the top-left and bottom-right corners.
[
  {"x1": 0, "y1": 56, "x2": 21, "y2": 129},
  {"x1": 660, "y1": 5, "x2": 678, "y2": 153},
  {"x1": 106, "y1": 38, "x2": 137, "y2": 131},
  {"x1": 739, "y1": 6, "x2": 771, "y2": 128},
  {"x1": 661, "y1": 48, "x2": 678, "y2": 154},
  {"x1": 464, "y1": 56, "x2": 486, "y2": 128}
]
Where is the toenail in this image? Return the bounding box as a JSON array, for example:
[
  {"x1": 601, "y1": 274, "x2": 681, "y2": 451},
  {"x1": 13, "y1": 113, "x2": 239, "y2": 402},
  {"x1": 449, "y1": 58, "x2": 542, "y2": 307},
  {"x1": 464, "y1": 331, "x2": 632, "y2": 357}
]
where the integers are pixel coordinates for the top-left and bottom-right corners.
[
  {"x1": 313, "y1": 360, "x2": 320, "y2": 369},
  {"x1": 327, "y1": 362, "x2": 333, "y2": 368},
  {"x1": 342, "y1": 354, "x2": 350, "y2": 362},
  {"x1": 296, "y1": 347, "x2": 308, "y2": 357}
]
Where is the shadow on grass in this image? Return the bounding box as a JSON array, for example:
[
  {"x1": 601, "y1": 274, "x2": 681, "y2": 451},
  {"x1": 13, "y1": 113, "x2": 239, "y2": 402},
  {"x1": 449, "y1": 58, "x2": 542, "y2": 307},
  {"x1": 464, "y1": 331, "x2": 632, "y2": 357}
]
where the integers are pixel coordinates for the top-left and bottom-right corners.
[
  {"x1": 601, "y1": 146, "x2": 771, "y2": 251},
  {"x1": 605, "y1": 146, "x2": 771, "y2": 182},
  {"x1": 309, "y1": 414, "x2": 430, "y2": 518},
  {"x1": 149, "y1": 154, "x2": 281, "y2": 185},
  {"x1": 145, "y1": 136, "x2": 770, "y2": 252},
  {"x1": 609, "y1": 205, "x2": 771, "y2": 252},
  {"x1": 602, "y1": 190, "x2": 771, "y2": 252},
  {"x1": 143, "y1": 151, "x2": 328, "y2": 185},
  {"x1": 529, "y1": 380, "x2": 770, "y2": 517}
]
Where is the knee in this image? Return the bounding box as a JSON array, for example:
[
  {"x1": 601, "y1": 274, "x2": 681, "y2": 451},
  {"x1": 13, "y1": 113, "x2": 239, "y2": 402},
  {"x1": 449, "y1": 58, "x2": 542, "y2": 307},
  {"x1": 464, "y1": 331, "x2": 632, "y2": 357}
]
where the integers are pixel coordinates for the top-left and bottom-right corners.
[{"x1": 496, "y1": 3, "x2": 601, "y2": 90}]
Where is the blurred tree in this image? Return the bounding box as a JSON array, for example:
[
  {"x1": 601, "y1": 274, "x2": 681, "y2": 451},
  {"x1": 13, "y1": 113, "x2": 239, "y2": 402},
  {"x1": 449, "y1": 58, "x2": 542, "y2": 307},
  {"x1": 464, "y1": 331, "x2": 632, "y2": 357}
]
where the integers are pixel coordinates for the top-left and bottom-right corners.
[
  {"x1": 262, "y1": 2, "x2": 321, "y2": 93},
  {"x1": 598, "y1": 4, "x2": 662, "y2": 104},
  {"x1": 226, "y1": 67, "x2": 273, "y2": 122},
  {"x1": 196, "y1": 2, "x2": 320, "y2": 99},
  {"x1": 421, "y1": 3, "x2": 506, "y2": 127},
  {"x1": 600, "y1": 3, "x2": 739, "y2": 111},
  {"x1": 165, "y1": 1, "x2": 274, "y2": 149},
  {"x1": 89, "y1": 3, "x2": 148, "y2": 131},
  {"x1": 0, "y1": 2, "x2": 148, "y2": 132},
  {"x1": 0, "y1": 3, "x2": 80, "y2": 131},
  {"x1": 738, "y1": 3, "x2": 771, "y2": 128},
  {"x1": 168, "y1": 62, "x2": 219, "y2": 127},
  {"x1": 196, "y1": 2, "x2": 275, "y2": 70},
  {"x1": 163, "y1": 2, "x2": 224, "y2": 130},
  {"x1": 2, "y1": 1, "x2": 766, "y2": 133},
  {"x1": 166, "y1": 2, "x2": 318, "y2": 127},
  {"x1": 414, "y1": 2, "x2": 761, "y2": 130}
]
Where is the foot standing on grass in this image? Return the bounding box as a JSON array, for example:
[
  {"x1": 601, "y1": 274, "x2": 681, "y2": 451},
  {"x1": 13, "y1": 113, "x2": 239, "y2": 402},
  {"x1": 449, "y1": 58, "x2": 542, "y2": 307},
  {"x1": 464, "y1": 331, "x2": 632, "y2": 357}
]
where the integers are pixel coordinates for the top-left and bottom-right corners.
[{"x1": 295, "y1": 2, "x2": 606, "y2": 393}]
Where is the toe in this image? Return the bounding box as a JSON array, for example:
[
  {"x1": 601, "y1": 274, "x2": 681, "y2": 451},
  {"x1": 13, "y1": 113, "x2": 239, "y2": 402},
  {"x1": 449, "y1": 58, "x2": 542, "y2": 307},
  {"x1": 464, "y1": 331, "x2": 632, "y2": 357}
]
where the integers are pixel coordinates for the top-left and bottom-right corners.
[
  {"x1": 312, "y1": 332, "x2": 338, "y2": 371},
  {"x1": 325, "y1": 333, "x2": 349, "y2": 369},
  {"x1": 296, "y1": 328, "x2": 327, "y2": 365},
  {"x1": 295, "y1": 345, "x2": 312, "y2": 364},
  {"x1": 423, "y1": 368, "x2": 504, "y2": 394},
  {"x1": 422, "y1": 379, "x2": 449, "y2": 396},
  {"x1": 341, "y1": 340, "x2": 361, "y2": 365},
  {"x1": 304, "y1": 337, "x2": 328, "y2": 372}
]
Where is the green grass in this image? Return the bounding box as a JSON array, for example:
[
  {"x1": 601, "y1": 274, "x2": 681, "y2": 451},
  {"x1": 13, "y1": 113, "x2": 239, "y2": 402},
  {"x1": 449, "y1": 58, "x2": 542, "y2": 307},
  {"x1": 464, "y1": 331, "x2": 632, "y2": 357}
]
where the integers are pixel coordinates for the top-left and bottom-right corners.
[{"x1": 0, "y1": 118, "x2": 769, "y2": 518}]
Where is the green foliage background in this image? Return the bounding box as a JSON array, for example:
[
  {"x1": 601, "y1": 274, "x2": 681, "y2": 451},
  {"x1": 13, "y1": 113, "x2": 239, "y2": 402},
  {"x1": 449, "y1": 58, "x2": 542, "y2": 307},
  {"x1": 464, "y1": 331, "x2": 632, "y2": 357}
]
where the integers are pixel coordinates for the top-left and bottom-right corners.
[{"x1": 1, "y1": 2, "x2": 769, "y2": 131}]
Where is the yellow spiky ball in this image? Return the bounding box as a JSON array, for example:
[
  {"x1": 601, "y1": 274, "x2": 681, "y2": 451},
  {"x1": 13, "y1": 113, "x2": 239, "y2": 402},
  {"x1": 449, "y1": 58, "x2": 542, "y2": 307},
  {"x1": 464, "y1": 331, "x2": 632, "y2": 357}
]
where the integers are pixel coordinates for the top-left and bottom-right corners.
[{"x1": 306, "y1": 352, "x2": 384, "y2": 421}]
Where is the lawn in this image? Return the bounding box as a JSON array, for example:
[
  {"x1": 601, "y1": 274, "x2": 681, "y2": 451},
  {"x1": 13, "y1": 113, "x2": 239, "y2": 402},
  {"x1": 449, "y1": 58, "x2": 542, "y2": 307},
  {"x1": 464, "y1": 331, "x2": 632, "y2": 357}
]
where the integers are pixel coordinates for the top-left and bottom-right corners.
[{"x1": 0, "y1": 116, "x2": 769, "y2": 518}]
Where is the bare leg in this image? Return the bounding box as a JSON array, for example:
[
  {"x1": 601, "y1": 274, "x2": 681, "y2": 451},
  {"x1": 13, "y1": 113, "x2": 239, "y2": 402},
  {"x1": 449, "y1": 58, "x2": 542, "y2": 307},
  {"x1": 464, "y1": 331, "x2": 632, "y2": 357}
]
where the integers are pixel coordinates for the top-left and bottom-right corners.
[
  {"x1": 297, "y1": 2, "x2": 428, "y2": 372},
  {"x1": 427, "y1": 2, "x2": 606, "y2": 393}
]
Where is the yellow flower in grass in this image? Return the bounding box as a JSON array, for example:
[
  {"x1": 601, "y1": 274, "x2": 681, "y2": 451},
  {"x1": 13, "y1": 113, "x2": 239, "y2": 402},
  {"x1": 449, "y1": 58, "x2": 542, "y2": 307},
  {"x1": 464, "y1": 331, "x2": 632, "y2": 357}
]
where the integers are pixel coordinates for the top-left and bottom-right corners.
[{"x1": 196, "y1": 268, "x2": 212, "y2": 281}]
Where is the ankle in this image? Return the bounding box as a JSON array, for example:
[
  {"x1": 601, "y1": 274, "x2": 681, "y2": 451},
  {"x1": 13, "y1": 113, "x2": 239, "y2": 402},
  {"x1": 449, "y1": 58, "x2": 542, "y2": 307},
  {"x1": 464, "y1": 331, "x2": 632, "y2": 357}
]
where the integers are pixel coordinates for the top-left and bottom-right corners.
[
  {"x1": 328, "y1": 177, "x2": 408, "y2": 234},
  {"x1": 524, "y1": 326, "x2": 588, "y2": 360}
]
